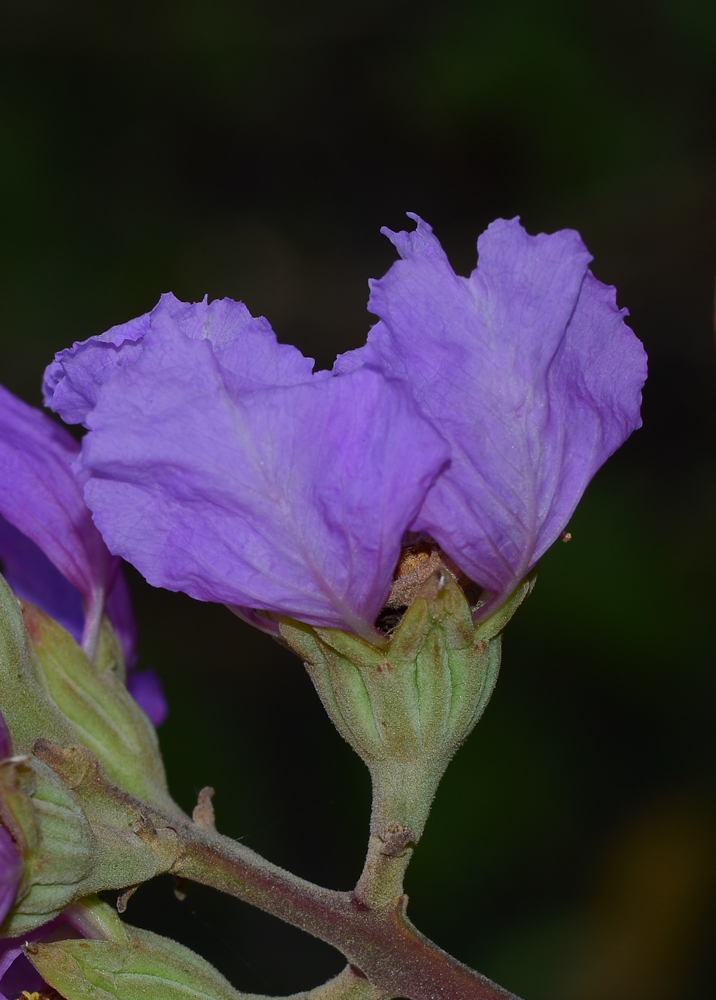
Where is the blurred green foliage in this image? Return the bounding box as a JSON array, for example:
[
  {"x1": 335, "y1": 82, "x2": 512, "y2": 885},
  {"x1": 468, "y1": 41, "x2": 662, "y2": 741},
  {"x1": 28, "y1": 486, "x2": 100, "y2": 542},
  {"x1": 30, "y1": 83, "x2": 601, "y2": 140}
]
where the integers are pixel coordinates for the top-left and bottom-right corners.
[{"x1": 2, "y1": 1, "x2": 716, "y2": 997}]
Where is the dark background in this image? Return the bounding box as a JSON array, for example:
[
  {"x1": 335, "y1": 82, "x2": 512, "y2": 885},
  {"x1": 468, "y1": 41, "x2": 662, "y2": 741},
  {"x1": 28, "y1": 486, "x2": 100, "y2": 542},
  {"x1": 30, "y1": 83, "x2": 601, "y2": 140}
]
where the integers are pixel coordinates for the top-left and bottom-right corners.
[{"x1": 2, "y1": 2, "x2": 716, "y2": 998}]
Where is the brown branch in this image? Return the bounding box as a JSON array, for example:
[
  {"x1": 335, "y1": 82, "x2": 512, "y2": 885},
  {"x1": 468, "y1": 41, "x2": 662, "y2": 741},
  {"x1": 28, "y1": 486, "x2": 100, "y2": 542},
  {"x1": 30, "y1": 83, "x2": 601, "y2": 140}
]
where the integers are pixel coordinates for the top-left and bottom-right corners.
[
  {"x1": 34, "y1": 740, "x2": 521, "y2": 999},
  {"x1": 170, "y1": 820, "x2": 521, "y2": 1000}
]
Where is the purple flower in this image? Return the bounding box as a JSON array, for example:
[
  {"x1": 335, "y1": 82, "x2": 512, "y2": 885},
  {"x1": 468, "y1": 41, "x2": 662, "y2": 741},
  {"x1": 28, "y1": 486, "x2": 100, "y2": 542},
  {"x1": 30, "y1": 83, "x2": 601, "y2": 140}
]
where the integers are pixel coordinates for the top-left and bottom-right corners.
[
  {"x1": 43, "y1": 217, "x2": 646, "y2": 634},
  {"x1": 43, "y1": 294, "x2": 449, "y2": 638},
  {"x1": 0, "y1": 385, "x2": 125, "y2": 658},
  {"x1": 336, "y1": 215, "x2": 647, "y2": 616},
  {"x1": 0, "y1": 386, "x2": 167, "y2": 725}
]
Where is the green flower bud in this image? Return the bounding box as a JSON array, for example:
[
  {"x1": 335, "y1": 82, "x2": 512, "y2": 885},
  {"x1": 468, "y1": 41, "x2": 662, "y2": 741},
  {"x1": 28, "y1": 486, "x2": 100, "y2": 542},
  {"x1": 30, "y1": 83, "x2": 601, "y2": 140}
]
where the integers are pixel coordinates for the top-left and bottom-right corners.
[
  {"x1": 21, "y1": 601, "x2": 174, "y2": 813},
  {"x1": 0, "y1": 577, "x2": 182, "y2": 934},
  {"x1": 0, "y1": 575, "x2": 77, "y2": 755},
  {"x1": 0, "y1": 754, "x2": 96, "y2": 935},
  {"x1": 281, "y1": 567, "x2": 534, "y2": 841},
  {"x1": 32, "y1": 740, "x2": 180, "y2": 885},
  {"x1": 27, "y1": 925, "x2": 249, "y2": 1000},
  {"x1": 0, "y1": 742, "x2": 181, "y2": 936}
]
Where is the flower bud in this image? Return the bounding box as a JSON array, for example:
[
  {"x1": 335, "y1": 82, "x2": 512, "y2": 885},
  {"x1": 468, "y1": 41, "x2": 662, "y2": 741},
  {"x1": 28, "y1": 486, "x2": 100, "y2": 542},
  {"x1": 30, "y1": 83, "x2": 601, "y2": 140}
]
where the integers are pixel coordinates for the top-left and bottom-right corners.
[
  {"x1": 281, "y1": 567, "x2": 534, "y2": 840},
  {"x1": 27, "y1": 924, "x2": 245, "y2": 1000},
  {"x1": 0, "y1": 754, "x2": 96, "y2": 936},
  {"x1": 21, "y1": 601, "x2": 174, "y2": 813},
  {"x1": 0, "y1": 743, "x2": 181, "y2": 938},
  {"x1": 0, "y1": 574, "x2": 77, "y2": 756}
]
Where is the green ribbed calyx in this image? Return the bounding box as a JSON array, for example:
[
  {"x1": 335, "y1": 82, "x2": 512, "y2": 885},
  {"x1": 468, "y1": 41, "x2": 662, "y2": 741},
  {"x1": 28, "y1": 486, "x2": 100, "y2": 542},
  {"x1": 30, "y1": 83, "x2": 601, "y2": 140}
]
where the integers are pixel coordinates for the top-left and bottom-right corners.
[
  {"x1": 27, "y1": 925, "x2": 250, "y2": 1000},
  {"x1": 0, "y1": 753, "x2": 96, "y2": 935},
  {"x1": 281, "y1": 568, "x2": 534, "y2": 842}
]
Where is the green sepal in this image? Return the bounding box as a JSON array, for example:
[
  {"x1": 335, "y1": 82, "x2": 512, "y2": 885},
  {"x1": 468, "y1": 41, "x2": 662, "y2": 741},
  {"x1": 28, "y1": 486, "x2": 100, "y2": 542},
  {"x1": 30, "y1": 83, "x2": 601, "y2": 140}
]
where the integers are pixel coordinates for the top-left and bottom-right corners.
[
  {"x1": 473, "y1": 568, "x2": 538, "y2": 642},
  {"x1": 94, "y1": 616, "x2": 128, "y2": 685},
  {"x1": 280, "y1": 566, "x2": 533, "y2": 839},
  {"x1": 22, "y1": 600, "x2": 174, "y2": 812},
  {"x1": 27, "y1": 925, "x2": 251, "y2": 1000}
]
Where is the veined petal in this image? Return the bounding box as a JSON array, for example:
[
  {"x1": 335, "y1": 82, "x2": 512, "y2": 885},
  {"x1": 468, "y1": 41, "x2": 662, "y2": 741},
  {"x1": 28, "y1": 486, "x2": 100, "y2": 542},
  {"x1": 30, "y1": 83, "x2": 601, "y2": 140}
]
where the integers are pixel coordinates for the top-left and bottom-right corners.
[
  {"x1": 0, "y1": 517, "x2": 84, "y2": 642},
  {"x1": 0, "y1": 386, "x2": 114, "y2": 615},
  {"x1": 77, "y1": 324, "x2": 448, "y2": 635},
  {"x1": 0, "y1": 387, "x2": 136, "y2": 663},
  {"x1": 338, "y1": 215, "x2": 646, "y2": 607},
  {"x1": 44, "y1": 293, "x2": 317, "y2": 427}
]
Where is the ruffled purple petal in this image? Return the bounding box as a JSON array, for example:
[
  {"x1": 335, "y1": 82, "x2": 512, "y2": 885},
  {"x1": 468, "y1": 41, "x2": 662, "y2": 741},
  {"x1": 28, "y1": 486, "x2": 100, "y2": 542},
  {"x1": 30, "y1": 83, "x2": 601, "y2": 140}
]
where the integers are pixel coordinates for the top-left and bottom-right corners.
[
  {"x1": 126, "y1": 670, "x2": 169, "y2": 727},
  {"x1": 44, "y1": 293, "x2": 317, "y2": 428},
  {"x1": 0, "y1": 386, "x2": 139, "y2": 660},
  {"x1": 338, "y1": 215, "x2": 647, "y2": 606},
  {"x1": 43, "y1": 310, "x2": 150, "y2": 425},
  {"x1": 71, "y1": 316, "x2": 448, "y2": 634},
  {"x1": 0, "y1": 386, "x2": 116, "y2": 631}
]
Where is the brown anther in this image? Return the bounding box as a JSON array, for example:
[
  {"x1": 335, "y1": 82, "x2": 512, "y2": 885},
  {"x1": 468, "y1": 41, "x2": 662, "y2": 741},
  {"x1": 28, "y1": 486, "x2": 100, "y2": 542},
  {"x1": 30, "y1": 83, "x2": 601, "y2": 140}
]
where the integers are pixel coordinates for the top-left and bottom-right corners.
[
  {"x1": 560, "y1": 531, "x2": 573, "y2": 543},
  {"x1": 386, "y1": 543, "x2": 442, "y2": 609}
]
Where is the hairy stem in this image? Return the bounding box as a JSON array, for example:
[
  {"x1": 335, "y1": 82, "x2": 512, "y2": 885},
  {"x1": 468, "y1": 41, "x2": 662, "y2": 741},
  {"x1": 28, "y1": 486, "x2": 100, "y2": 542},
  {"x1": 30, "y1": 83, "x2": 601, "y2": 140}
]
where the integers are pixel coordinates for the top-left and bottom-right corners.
[
  {"x1": 168, "y1": 818, "x2": 520, "y2": 1000},
  {"x1": 352, "y1": 757, "x2": 444, "y2": 909},
  {"x1": 353, "y1": 830, "x2": 414, "y2": 911}
]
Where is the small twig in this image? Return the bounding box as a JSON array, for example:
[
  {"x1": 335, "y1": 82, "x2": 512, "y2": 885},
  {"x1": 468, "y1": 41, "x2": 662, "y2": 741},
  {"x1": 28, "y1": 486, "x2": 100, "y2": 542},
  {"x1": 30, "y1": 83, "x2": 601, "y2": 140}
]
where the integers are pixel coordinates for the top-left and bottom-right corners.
[
  {"x1": 169, "y1": 819, "x2": 521, "y2": 1000},
  {"x1": 34, "y1": 742, "x2": 519, "y2": 999},
  {"x1": 192, "y1": 786, "x2": 216, "y2": 830},
  {"x1": 116, "y1": 884, "x2": 140, "y2": 914},
  {"x1": 353, "y1": 823, "x2": 415, "y2": 911}
]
